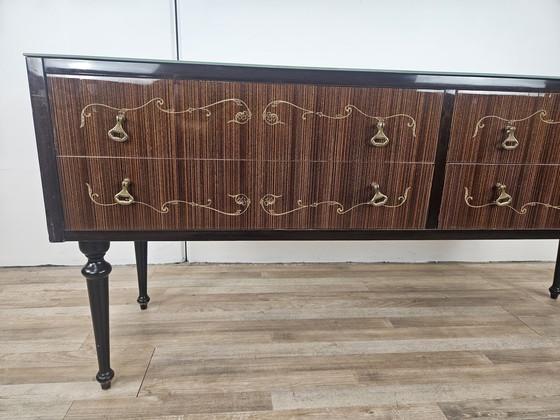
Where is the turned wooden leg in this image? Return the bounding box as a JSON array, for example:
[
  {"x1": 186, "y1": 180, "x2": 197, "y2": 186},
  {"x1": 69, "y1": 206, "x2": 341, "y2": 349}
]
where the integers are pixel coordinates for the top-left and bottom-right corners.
[
  {"x1": 550, "y1": 240, "x2": 560, "y2": 299},
  {"x1": 134, "y1": 241, "x2": 150, "y2": 310},
  {"x1": 79, "y1": 241, "x2": 115, "y2": 390}
]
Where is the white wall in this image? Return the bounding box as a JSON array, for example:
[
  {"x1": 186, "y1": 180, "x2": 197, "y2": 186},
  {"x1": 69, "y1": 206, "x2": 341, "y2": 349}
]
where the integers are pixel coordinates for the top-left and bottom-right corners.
[
  {"x1": 1, "y1": 0, "x2": 559, "y2": 266},
  {"x1": 177, "y1": 0, "x2": 560, "y2": 75},
  {"x1": 0, "y1": 0, "x2": 184, "y2": 266},
  {"x1": 179, "y1": 0, "x2": 560, "y2": 263}
]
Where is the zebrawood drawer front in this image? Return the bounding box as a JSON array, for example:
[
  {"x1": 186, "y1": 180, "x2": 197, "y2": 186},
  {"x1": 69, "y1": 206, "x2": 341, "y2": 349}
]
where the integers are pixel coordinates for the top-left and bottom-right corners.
[
  {"x1": 439, "y1": 164, "x2": 560, "y2": 229},
  {"x1": 58, "y1": 158, "x2": 259, "y2": 231},
  {"x1": 58, "y1": 158, "x2": 433, "y2": 230},
  {"x1": 260, "y1": 161, "x2": 433, "y2": 229},
  {"x1": 448, "y1": 91, "x2": 560, "y2": 164},
  {"x1": 48, "y1": 75, "x2": 259, "y2": 161},
  {"x1": 263, "y1": 85, "x2": 443, "y2": 163},
  {"x1": 48, "y1": 75, "x2": 443, "y2": 163}
]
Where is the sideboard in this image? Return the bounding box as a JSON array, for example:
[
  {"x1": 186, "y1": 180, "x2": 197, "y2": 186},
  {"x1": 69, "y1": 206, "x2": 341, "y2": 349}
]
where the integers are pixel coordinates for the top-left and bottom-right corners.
[{"x1": 26, "y1": 54, "x2": 560, "y2": 389}]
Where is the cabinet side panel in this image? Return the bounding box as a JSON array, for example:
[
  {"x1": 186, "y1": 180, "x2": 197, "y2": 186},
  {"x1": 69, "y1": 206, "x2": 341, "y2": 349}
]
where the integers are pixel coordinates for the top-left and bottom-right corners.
[{"x1": 27, "y1": 57, "x2": 65, "y2": 241}]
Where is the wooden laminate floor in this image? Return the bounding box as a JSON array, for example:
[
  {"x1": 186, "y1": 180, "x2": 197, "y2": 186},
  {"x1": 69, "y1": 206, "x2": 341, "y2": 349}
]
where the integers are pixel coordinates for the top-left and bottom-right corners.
[{"x1": 2, "y1": 262, "x2": 560, "y2": 419}]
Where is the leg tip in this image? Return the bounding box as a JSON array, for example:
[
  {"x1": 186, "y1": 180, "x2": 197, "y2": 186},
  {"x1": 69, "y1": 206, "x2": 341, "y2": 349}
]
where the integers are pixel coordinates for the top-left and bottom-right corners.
[
  {"x1": 137, "y1": 295, "x2": 150, "y2": 310},
  {"x1": 549, "y1": 286, "x2": 560, "y2": 299},
  {"x1": 96, "y1": 369, "x2": 115, "y2": 390},
  {"x1": 100, "y1": 380, "x2": 112, "y2": 390}
]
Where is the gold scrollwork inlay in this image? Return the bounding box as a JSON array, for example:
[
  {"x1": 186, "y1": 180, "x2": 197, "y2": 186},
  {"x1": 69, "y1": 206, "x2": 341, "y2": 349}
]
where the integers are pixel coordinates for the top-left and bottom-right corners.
[
  {"x1": 260, "y1": 183, "x2": 411, "y2": 216},
  {"x1": 464, "y1": 183, "x2": 560, "y2": 215},
  {"x1": 262, "y1": 100, "x2": 416, "y2": 136},
  {"x1": 86, "y1": 180, "x2": 250, "y2": 216},
  {"x1": 80, "y1": 97, "x2": 252, "y2": 142},
  {"x1": 472, "y1": 109, "x2": 560, "y2": 138}
]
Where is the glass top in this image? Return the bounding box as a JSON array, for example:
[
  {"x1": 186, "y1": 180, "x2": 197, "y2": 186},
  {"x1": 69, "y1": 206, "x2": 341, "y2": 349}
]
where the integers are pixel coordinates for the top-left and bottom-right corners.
[{"x1": 24, "y1": 53, "x2": 560, "y2": 81}]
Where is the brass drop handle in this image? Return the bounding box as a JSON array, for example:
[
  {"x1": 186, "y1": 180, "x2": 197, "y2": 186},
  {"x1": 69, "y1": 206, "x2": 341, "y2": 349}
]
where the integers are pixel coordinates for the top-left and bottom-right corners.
[
  {"x1": 502, "y1": 125, "x2": 519, "y2": 150},
  {"x1": 369, "y1": 183, "x2": 389, "y2": 206},
  {"x1": 114, "y1": 178, "x2": 135, "y2": 205},
  {"x1": 108, "y1": 113, "x2": 129, "y2": 142},
  {"x1": 370, "y1": 121, "x2": 390, "y2": 148},
  {"x1": 494, "y1": 183, "x2": 512, "y2": 206}
]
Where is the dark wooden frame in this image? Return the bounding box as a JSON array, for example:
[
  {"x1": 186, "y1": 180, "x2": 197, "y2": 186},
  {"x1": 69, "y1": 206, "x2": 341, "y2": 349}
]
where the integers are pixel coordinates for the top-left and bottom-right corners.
[
  {"x1": 27, "y1": 54, "x2": 560, "y2": 242},
  {"x1": 25, "y1": 54, "x2": 560, "y2": 389}
]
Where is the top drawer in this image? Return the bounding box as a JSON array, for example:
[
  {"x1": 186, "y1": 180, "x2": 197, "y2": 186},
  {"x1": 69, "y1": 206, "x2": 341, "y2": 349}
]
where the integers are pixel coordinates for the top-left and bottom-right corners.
[
  {"x1": 263, "y1": 84, "x2": 443, "y2": 163},
  {"x1": 448, "y1": 91, "x2": 560, "y2": 164},
  {"x1": 48, "y1": 75, "x2": 259, "y2": 160},
  {"x1": 48, "y1": 75, "x2": 443, "y2": 163}
]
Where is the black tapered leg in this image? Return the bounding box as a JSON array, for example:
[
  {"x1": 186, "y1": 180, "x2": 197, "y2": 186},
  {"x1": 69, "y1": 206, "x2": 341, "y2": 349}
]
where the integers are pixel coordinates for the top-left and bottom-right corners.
[
  {"x1": 134, "y1": 241, "x2": 150, "y2": 310},
  {"x1": 550, "y1": 240, "x2": 560, "y2": 299},
  {"x1": 79, "y1": 241, "x2": 115, "y2": 390}
]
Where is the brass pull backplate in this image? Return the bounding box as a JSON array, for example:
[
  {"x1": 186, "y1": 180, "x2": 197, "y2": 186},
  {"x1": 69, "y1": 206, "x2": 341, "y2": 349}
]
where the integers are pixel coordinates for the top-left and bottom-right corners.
[
  {"x1": 502, "y1": 125, "x2": 519, "y2": 150},
  {"x1": 494, "y1": 183, "x2": 512, "y2": 206},
  {"x1": 114, "y1": 178, "x2": 134, "y2": 205},
  {"x1": 108, "y1": 114, "x2": 129, "y2": 142},
  {"x1": 370, "y1": 183, "x2": 389, "y2": 206},
  {"x1": 370, "y1": 121, "x2": 390, "y2": 148}
]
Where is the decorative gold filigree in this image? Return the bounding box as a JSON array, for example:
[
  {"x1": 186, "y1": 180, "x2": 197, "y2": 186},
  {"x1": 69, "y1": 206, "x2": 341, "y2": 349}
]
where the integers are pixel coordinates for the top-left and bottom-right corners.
[
  {"x1": 472, "y1": 109, "x2": 560, "y2": 138},
  {"x1": 464, "y1": 183, "x2": 560, "y2": 215},
  {"x1": 86, "y1": 180, "x2": 250, "y2": 216},
  {"x1": 80, "y1": 97, "x2": 252, "y2": 142},
  {"x1": 521, "y1": 201, "x2": 560, "y2": 212},
  {"x1": 260, "y1": 183, "x2": 411, "y2": 216},
  {"x1": 262, "y1": 100, "x2": 416, "y2": 136}
]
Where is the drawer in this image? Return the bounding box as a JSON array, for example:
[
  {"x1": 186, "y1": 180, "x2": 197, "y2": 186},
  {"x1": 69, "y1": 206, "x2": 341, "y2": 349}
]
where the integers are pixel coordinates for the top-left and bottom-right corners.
[
  {"x1": 48, "y1": 75, "x2": 443, "y2": 163},
  {"x1": 264, "y1": 85, "x2": 443, "y2": 163},
  {"x1": 439, "y1": 164, "x2": 560, "y2": 229},
  {"x1": 57, "y1": 158, "x2": 433, "y2": 230},
  {"x1": 447, "y1": 91, "x2": 560, "y2": 164},
  {"x1": 258, "y1": 161, "x2": 433, "y2": 229},
  {"x1": 48, "y1": 75, "x2": 261, "y2": 161},
  {"x1": 58, "y1": 158, "x2": 260, "y2": 231}
]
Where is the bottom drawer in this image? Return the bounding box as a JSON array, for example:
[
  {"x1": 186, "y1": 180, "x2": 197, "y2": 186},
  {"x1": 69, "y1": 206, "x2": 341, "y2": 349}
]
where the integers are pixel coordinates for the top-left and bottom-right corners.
[
  {"x1": 439, "y1": 164, "x2": 560, "y2": 229},
  {"x1": 57, "y1": 157, "x2": 434, "y2": 231}
]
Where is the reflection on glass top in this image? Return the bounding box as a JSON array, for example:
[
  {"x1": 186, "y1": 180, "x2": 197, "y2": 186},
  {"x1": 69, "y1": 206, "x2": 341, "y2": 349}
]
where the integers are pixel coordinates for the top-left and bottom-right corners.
[{"x1": 24, "y1": 53, "x2": 560, "y2": 81}]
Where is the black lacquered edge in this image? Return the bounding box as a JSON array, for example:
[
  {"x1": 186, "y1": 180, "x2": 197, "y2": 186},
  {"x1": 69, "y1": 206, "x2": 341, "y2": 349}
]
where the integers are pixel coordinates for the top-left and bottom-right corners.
[
  {"x1": 426, "y1": 90, "x2": 456, "y2": 228},
  {"x1": 37, "y1": 56, "x2": 560, "y2": 92},
  {"x1": 26, "y1": 57, "x2": 65, "y2": 241},
  {"x1": 64, "y1": 229, "x2": 560, "y2": 242}
]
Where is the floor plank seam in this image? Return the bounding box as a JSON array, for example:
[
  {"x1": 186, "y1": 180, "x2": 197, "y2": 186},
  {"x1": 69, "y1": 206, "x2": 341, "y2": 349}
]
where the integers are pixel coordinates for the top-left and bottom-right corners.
[
  {"x1": 501, "y1": 305, "x2": 544, "y2": 337},
  {"x1": 137, "y1": 347, "x2": 156, "y2": 398},
  {"x1": 62, "y1": 400, "x2": 75, "y2": 419}
]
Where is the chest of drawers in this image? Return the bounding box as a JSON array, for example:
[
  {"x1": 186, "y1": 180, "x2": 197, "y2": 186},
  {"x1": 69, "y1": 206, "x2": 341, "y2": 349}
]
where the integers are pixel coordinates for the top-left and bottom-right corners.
[
  {"x1": 26, "y1": 55, "x2": 560, "y2": 389},
  {"x1": 47, "y1": 74, "x2": 443, "y2": 231}
]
